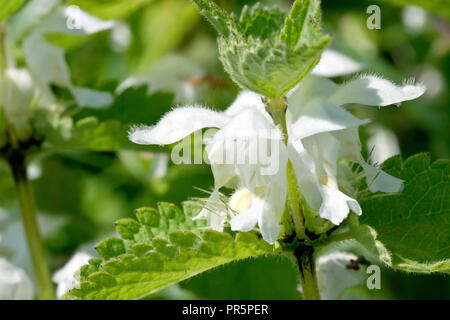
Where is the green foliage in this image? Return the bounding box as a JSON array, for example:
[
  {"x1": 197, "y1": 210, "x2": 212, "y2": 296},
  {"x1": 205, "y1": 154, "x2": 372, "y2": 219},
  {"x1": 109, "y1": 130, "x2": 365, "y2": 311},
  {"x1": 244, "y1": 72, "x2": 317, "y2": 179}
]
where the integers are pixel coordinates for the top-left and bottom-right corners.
[
  {"x1": 192, "y1": 0, "x2": 331, "y2": 98},
  {"x1": 62, "y1": 201, "x2": 276, "y2": 299},
  {"x1": 0, "y1": 0, "x2": 24, "y2": 22},
  {"x1": 132, "y1": 0, "x2": 200, "y2": 71},
  {"x1": 67, "y1": 0, "x2": 153, "y2": 19},
  {"x1": 353, "y1": 154, "x2": 450, "y2": 273},
  {"x1": 180, "y1": 254, "x2": 302, "y2": 299},
  {"x1": 43, "y1": 87, "x2": 173, "y2": 152},
  {"x1": 379, "y1": 0, "x2": 450, "y2": 19}
]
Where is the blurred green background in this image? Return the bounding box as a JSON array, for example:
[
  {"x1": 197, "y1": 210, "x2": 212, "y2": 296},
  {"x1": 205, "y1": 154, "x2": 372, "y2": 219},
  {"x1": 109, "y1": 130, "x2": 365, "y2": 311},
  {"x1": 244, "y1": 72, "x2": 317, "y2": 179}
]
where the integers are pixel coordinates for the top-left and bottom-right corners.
[{"x1": 0, "y1": 0, "x2": 449, "y2": 299}]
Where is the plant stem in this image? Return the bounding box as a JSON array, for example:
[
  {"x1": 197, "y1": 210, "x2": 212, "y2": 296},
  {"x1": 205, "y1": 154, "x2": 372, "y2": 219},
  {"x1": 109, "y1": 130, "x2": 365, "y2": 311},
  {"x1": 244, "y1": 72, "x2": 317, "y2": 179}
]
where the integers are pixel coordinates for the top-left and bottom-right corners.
[
  {"x1": 266, "y1": 97, "x2": 306, "y2": 239},
  {"x1": 294, "y1": 245, "x2": 320, "y2": 300},
  {"x1": 0, "y1": 23, "x2": 6, "y2": 74},
  {"x1": 9, "y1": 151, "x2": 55, "y2": 300},
  {"x1": 286, "y1": 161, "x2": 306, "y2": 238}
]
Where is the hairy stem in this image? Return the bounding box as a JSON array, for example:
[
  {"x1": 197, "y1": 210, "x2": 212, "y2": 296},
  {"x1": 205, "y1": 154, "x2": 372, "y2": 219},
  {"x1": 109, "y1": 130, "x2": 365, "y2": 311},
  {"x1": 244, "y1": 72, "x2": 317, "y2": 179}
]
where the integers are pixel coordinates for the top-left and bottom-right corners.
[
  {"x1": 294, "y1": 245, "x2": 320, "y2": 300},
  {"x1": 9, "y1": 151, "x2": 55, "y2": 300}
]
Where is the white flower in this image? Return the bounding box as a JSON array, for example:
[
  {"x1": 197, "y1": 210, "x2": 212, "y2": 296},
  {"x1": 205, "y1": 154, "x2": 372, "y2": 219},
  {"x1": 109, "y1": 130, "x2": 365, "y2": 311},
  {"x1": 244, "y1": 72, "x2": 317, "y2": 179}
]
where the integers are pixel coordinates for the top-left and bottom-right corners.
[
  {"x1": 0, "y1": 257, "x2": 34, "y2": 300},
  {"x1": 313, "y1": 252, "x2": 366, "y2": 300},
  {"x1": 52, "y1": 251, "x2": 92, "y2": 298},
  {"x1": 286, "y1": 74, "x2": 425, "y2": 224},
  {"x1": 21, "y1": 3, "x2": 114, "y2": 108},
  {"x1": 130, "y1": 94, "x2": 287, "y2": 244},
  {"x1": 311, "y1": 49, "x2": 364, "y2": 78},
  {"x1": 129, "y1": 52, "x2": 425, "y2": 241}
]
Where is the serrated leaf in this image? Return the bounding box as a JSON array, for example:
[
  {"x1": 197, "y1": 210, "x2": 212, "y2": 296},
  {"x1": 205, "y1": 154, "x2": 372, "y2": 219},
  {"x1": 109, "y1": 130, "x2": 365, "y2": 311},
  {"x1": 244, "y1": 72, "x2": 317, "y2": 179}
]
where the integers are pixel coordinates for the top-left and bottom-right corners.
[
  {"x1": 95, "y1": 238, "x2": 126, "y2": 260},
  {"x1": 192, "y1": 0, "x2": 331, "y2": 98},
  {"x1": 62, "y1": 203, "x2": 275, "y2": 300},
  {"x1": 281, "y1": 0, "x2": 322, "y2": 48},
  {"x1": 355, "y1": 154, "x2": 450, "y2": 273},
  {"x1": 115, "y1": 219, "x2": 141, "y2": 240},
  {"x1": 0, "y1": 0, "x2": 25, "y2": 22},
  {"x1": 191, "y1": 0, "x2": 235, "y2": 36},
  {"x1": 239, "y1": 3, "x2": 285, "y2": 39}
]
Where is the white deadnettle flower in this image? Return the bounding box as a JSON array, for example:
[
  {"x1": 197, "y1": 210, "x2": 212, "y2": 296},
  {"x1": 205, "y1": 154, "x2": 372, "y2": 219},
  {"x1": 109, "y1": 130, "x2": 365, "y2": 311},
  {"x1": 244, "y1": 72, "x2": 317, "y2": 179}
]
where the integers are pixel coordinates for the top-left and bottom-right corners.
[
  {"x1": 0, "y1": 257, "x2": 34, "y2": 300},
  {"x1": 52, "y1": 251, "x2": 92, "y2": 298},
  {"x1": 21, "y1": 3, "x2": 114, "y2": 108},
  {"x1": 286, "y1": 74, "x2": 425, "y2": 224},
  {"x1": 130, "y1": 95, "x2": 288, "y2": 244},
  {"x1": 311, "y1": 49, "x2": 364, "y2": 78},
  {"x1": 129, "y1": 51, "x2": 425, "y2": 242}
]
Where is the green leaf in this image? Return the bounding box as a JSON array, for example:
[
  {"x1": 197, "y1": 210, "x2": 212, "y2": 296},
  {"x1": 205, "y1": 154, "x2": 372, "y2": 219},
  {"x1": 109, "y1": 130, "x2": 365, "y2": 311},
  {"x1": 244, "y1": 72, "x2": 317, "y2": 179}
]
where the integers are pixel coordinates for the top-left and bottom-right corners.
[
  {"x1": 180, "y1": 254, "x2": 301, "y2": 299},
  {"x1": 0, "y1": 0, "x2": 25, "y2": 22},
  {"x1": 191, "y1": 0, "x2": 236, "y2": 36},
  {"x1": 67, "y1": 0, "x2": 153, "y2": 20},
  {"x1": 63, "y1": 201, "x2": 276, "y2": 299},
  {"x1": 379, "y1": 0, "x2": 450, "y2": 20},
  {"x1": 239, "y1": 3, "x2": 286, "y2": 39},
  {"x1": 192, "y1": 0, "x2": 331, "y2": 98},
  {"x1": 354, "y1": 154, "x2": 450, "y2": 273},
  {"x1": 281, "y1": 0, "x2": 322, "y2": 48}
]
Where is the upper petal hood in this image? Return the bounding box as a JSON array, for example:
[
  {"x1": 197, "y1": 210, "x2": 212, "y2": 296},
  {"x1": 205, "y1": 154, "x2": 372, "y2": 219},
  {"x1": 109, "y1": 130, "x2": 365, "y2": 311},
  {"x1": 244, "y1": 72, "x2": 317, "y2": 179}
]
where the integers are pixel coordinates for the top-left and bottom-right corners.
[
  {"x1": 311, "y1": 49, "x2": 364, "y2": 77},
  {"x1": 288, "y1": 100, "x2": 370, "y2": 140},
  {"x1": 328, "y1": 75, "x2": 426, "y2": 107},
  {"x1": 129, "y1": 106, "x2": 229, "y2": 145}
]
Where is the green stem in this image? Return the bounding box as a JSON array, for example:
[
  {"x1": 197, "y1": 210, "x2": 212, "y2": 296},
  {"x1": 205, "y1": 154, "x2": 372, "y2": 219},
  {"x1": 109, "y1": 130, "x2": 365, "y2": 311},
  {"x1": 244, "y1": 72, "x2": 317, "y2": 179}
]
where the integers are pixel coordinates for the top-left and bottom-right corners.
[
  {"x1": 294, "y1": 245, "x2": 320, "y2": 300},
  {"x1": 0, "y1": 23, "x2": 7, "y2": 74},
  {"x1": 286, "y1": 161, "x2": 306, "y2": 238},
  {"x1": 266, "y1": 97, "x2": 306, "y2": 239},
  {"x1": 9, "y1": 151, "x2": 55, "y2": 300}
]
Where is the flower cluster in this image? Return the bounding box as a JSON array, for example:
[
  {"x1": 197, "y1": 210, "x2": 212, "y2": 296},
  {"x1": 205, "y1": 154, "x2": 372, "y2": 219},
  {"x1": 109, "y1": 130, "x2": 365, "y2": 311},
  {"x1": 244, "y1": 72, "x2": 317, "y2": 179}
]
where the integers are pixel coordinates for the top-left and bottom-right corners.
[{"x1": 130, "y1": 50, "x2": 425, "y2": 244}]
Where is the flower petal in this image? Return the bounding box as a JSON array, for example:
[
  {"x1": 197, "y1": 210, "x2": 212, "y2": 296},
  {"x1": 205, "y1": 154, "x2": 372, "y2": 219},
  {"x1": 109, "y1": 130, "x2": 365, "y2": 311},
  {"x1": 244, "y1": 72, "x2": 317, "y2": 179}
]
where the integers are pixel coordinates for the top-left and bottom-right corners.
[
  {"x1": 329, "y1": 75, "x2": 426, "y2": 107},
  {"x1": 334, "y1": 129, "x2": 404, "y2": 193},
  {"x1": 311, "y1": 49, "x2": 364, "y2": 77},
  {"x1": 287, "y1": 75, "x2": 338, "y2": 109},
  {"x1": 225, "y1": 90, "x2": 267, "y2": 118},
  {"x1": 319, "y1": 185, "x2": 362, "y2": 225},
  {"x1": 129, "y1": 106, "x2": 228, "y2": 145},
  {"x1": 230, "y1": 196, "x2": 262, "y2": 232},
  {"x1": 361, "y1": 163, "x2": 404, "y2": 193},
  {"x1": 315, "y1": 252, "x2": 366, "y2": 300},
  {"x1": 289, "y1": 101, "x2": 369, "y2": 140},
  {"x1": 258, "y1": 149, "x2": 288, "y2": 244}
]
